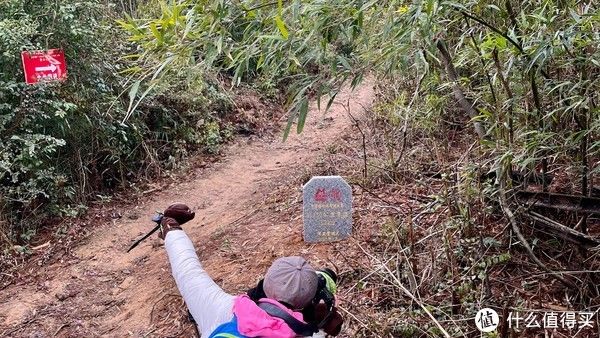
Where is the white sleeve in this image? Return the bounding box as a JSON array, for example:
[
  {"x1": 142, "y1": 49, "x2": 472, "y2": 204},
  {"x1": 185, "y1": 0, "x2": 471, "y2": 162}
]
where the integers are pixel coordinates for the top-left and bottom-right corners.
[{"x1": 164, "y1": 230, "x2": 235, "y2": 337}]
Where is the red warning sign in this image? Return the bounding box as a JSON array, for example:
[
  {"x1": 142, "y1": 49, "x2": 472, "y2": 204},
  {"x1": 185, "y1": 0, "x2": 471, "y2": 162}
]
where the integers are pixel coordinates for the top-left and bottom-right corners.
[{"x1": 21, "y1": 49, "x2": 67, "y2": 85}]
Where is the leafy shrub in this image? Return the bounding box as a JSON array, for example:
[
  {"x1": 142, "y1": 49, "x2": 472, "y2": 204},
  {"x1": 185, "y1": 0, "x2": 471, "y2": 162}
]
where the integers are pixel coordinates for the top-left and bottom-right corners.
[
  {"x1": 0, "y1": 0, "x2": 235, "y2": 247},
  {"x1": 0, "y1": 0, "x2": 112, "y2": 241}
]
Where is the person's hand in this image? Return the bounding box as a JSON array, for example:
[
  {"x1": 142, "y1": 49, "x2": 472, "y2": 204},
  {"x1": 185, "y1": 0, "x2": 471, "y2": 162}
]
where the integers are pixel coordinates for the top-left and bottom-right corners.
[
  {"x1": 158, "y1": 217, "x2": 182, "y2": 240},
  {"x1": 315, "y1": 304, "x2": 343, "y2": 336},
  {"x1": 163, "y1": 203, "x2": 195, "y2": 225}
]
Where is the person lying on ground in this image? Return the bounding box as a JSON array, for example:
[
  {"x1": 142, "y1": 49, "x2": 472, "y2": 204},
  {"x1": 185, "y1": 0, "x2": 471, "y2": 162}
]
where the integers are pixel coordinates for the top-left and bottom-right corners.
[{"x1": 159, "y1": 203, "x2": 344, "y2": 338}]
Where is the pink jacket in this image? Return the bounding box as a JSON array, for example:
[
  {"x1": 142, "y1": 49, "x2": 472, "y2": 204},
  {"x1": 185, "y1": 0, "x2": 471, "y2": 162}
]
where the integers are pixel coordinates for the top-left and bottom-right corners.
[{"x1": 234, "y1": 295, "x2": 306, "y2": 338}]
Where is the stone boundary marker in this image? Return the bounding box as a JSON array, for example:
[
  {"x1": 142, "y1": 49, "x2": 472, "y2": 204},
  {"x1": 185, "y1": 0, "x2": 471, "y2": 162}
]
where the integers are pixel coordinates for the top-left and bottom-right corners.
[{"x1": 303, "y1": 176, "x2": 352, "y2": 242}]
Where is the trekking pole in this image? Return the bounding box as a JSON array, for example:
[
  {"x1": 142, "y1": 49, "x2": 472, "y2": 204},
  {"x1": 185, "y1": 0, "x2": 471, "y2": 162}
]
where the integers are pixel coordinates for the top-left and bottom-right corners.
[{"x1": 127, "y1": 213, "x2": 163, "y2": 252}]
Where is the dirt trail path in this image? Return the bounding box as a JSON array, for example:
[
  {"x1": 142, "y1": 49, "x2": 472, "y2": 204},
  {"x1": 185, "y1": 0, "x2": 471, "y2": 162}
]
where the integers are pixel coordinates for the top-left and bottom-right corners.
[{"x1": 0, "y1": 83, "x2": 374, "y2": 338}]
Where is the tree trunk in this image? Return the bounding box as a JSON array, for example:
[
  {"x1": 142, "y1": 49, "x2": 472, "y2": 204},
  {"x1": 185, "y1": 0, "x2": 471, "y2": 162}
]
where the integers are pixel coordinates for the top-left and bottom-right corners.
[{"x1": 436, "y1": 39, "x2": 486, "y2": 139}]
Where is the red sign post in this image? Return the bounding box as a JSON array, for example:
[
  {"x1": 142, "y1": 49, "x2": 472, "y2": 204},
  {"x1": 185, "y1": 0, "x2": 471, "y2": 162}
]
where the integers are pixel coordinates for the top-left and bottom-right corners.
[{"x1": 21, "y1": 49, "x2": 67, "y2": 84}]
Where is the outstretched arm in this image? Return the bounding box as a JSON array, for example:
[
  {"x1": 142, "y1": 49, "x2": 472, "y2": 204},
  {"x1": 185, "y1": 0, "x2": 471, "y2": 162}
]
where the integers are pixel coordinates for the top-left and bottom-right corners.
[{"x1": 165, "y1": 230, "x2": 235, "y2": 337}]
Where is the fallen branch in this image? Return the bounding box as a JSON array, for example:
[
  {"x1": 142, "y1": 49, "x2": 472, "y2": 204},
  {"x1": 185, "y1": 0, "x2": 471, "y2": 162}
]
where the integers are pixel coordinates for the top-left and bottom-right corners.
[
  {"x1": 31, "y1": 241, "x2": 51, "y2": 251},
  {"x1": 516, "y1": 190, "x2": 600, "y2": 214},
  {"x1": 142, "y1": 187, "x2": 160, "y2": 195},
  {"x1": 498, "y1": 181, "x2": 576, "y2": 288},
  {"x1": 526, "y1": 211, "x2": 600, "y2": 249}
]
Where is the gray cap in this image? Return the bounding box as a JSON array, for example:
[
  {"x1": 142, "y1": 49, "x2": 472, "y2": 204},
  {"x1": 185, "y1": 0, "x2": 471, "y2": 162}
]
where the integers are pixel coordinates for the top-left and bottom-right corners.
[{"x1": 263, "y1": 256, "x2": 319, "y2": 309}]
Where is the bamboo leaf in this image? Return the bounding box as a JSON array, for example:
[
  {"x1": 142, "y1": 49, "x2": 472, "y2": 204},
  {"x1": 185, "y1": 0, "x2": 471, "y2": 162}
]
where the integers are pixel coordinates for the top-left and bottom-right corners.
[
  {"x1": 296, "y1": 97, "x2": 309, "y2": 134},
  {"x1": 257, "y1": 54, "x2": 265, "y2": 69},
  {"x1": 151, "y1": 58, "x2": 170, "y2": 81},
  {"x1": 316, "y1": 85, "x2": 324, "y2": 111},
  {"x1": 350, "y1": 72, "x2": 363, "y2": 89},
  {"x1": 149, "y1": 23, "x2": 162, "y2": 42},
  {"x1": 127, "y1": 80, "x2": 141, "y2": 113},
  {"x1": 282, "y1": 110, "x2": 296, "y2": 142},
  {"x1": 123, "y1": 82, "x2": 156, "y2": 123},
  {"x1": 274, "y1": 16, "x2": 289, "y2": 40},
  {"x1": 338, "y1": 56, "x2": 351, "y2": 70},
  {"x1": 183, "y1": 9, "x2": 196, "y2": 39},
  {"x1": 326, "y1": 91, "x2": 338, "y2": 112}
]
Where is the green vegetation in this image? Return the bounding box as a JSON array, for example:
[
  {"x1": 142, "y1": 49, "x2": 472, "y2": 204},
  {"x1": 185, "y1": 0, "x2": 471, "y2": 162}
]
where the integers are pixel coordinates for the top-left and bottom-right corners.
[
  {"x1": 120, "y1": 0, "x2": 365, "y2": 138},
  {"x1": 0, "y1": 0, "x2": 237, "y2": 249},
  {"x1": 126, "y1": 0, "x2": 599, "y2": 180}
]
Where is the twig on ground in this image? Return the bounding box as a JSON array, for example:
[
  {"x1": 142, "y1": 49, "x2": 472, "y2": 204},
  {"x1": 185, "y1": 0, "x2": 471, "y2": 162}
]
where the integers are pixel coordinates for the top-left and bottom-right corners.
[
  {"x1": 354, "y1": 239, "x2": 452, "y2": 338},
  {"x1": 150, "y1": 293, "x2": 180, "y2": 324},
  {"x1": 142, "y1": 187, "x2": 160, "y2": 195},
  {"x1": 31, "y1": 241, "x2": 51, "y2": 251},
  {"x1": 337, "y1": 304, "x2": 379, "y2": 337},
  {"x1": 53, "y1": 323, "x2": 70, "y2": 336},
  {"x1": 223, "y1": 204, "x2": 264, "y2": 228},
  {"x1": 365, "y1": 161, "x2": 407, "y2": 178},
  {"x1": 354, "y1": 181, "x2": 435, "y2": 208},
  {"x1": 353, "y1": 181, "x2": 397, "y2": 206},
  {"x1": 574, "y1": 216, "x2": 586, "y2": 231},
  {"x1": 343, "y1": 255, "x2": 396, "y2": 295},
  {"x1": 372, "y1": 204, "x2": 404, "y2": 213}
]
